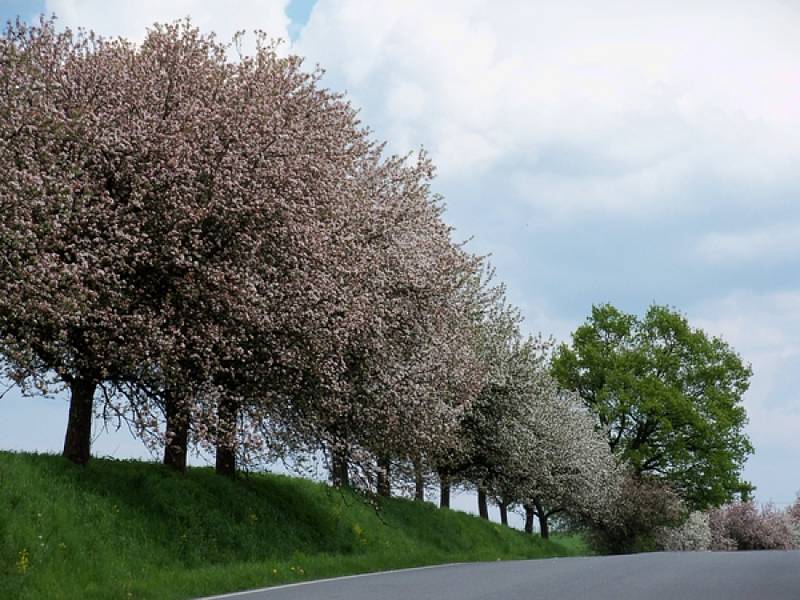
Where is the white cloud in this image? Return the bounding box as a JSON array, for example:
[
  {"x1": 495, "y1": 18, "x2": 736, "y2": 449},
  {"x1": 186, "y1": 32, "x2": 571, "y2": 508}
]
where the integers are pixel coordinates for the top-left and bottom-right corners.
[
  {"x1": 515, "y1": 297, "x2": 579, "y2": 344},
  {"x1": 45, "y1": 0, "x2": 291, "y2": 53},
  {"x1": 696, "y1": 223, "x2": 800, "y2": 264},
  {"x1": 693, "y1": 290, "x2": 800, "y2": 439},
  {"x1": 297, "y1": 0, "x2": 800, "y2": 216}
]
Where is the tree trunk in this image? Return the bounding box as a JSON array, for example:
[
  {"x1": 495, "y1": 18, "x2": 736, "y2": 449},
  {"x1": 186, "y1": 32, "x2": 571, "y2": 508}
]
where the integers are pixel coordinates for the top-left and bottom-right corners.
[
  {"x1": 216, "y1": 443, "x2": 236, "y2": 477},
  {"x1": 215, "y1": 397, "x2": 238, "y2": 477},
  {"x1": 539, "y1": 514, "x2": 550, "y2": 539},
  {"x1": 534, "y1": 498, "x2": 549, "y2": 539},
  {"x1": 524, "y1": 504, "x2": 535, "y2": 534},
  {"x1": 414, "y1": 457, "x2": 424, "y2": 501},
  {"x1": 499, "y1": 500, "x2": 509, "y2": 526},
  {"x1": 438, "y1": 469, "x2": 451, "y2": 509},
  {"x1": 63, "y1": 375, "x2": 97, "y2": 466},
  {"x1": 163, "y1": 390, "x2": 190, "y2": 472},
  {"x1": 331, "y1": 447, "x2": 349, "y2": 487},
  {"x1": 477, "y1": 486, "x2": 489, "y2": 520},
  {"x1": 377, "y1": 456, "x2": 391, "y2": 497}
]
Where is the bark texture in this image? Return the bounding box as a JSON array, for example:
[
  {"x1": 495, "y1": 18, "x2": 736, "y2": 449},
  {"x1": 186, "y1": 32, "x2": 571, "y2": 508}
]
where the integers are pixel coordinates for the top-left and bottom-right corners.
[
  {"x1": 62, "y1": 375, "x2": 97, "y2": 466},
  {"x1": 499, "y1": 501, "x2": 509, "y2": 526},
  {"x1": 439, "y1": 470, "x2": 451, "y2": 509},
  {"x1": 534, "y1": 498, "x2": 550, "y2": 539},
  {"x1": 163, "y1": 391, "x2": 190, "y2": 472},
  {"x1": 478, "y1": 486, "x2": 489, "y2": 520},
  {"x1": 331, "y1": 447, "x2": 349, "y2": 487},
  {"x1": 414, "y1": 458, "x2": 425, "y2": 501},
  {"x1": 524, "y1": 504, "x2": 535, "y2": 534},
  {"x1": 377, "y1": 457, "x2": 391, "y2": 497},
  {"x1": 215, "y1": 397, "x2": 238, "y2": 477}
]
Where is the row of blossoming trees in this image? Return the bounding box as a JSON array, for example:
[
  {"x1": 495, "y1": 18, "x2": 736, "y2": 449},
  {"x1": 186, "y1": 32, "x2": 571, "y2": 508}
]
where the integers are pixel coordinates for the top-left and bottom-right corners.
[
  {"x1": 0, "y1": 18, "x2": 622, "y2": 537},
  {"x1": 0, "y1": 18, "x2": 777, "y2": 548}
]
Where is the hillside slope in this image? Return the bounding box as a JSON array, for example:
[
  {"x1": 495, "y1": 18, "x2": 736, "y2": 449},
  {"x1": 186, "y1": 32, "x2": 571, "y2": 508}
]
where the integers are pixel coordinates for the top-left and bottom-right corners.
[{"x1": 0, "y1": 451, "x2": 587, "y2": 599}]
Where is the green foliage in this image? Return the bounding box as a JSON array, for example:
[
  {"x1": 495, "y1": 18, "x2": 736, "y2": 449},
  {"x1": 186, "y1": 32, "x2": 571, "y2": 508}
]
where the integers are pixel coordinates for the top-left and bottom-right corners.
[
  {"x1": 552, "y1": 304, "x2": 753, "y2": 509},
  {"x1": 0, "y1": 451, "x2": 588, "y2": 599}
]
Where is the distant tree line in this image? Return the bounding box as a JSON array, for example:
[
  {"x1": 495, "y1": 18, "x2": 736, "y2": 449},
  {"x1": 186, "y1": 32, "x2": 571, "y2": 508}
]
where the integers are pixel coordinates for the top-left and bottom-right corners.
[{"x1": 0, "y1": 18, "x2": 754, "y2": 549}]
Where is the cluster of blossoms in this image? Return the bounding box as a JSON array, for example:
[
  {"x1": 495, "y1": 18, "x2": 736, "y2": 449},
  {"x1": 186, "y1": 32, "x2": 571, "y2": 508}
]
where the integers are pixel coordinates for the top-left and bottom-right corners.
[
  {"x1": 0, "y1": 17, "x2": 473, "y2": 469},
  {"x1": 391, "y1": 297, "x2": 624, "y2": 537},
  {"x1": 790, "y1": 499, "x2": 800, "y2": 548},
  {"x1": 0, "y1": 17, "x2": 622, "y2": 537},
  {"x1": 655, "y1": 511, "x2": 713, "y2": 552},
  {"x1": 707, "y1": 501, "x2": 798, "y2": 551},
  {"x1": 652, "y1": 497, "x2": 800, "y2": 553}
]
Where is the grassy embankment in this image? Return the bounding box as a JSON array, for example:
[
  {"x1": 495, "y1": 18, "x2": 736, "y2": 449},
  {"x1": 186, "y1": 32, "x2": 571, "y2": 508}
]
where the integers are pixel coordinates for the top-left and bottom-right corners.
[{"x1": 0, "y1": 451, "x2": 589, "y2": 599}]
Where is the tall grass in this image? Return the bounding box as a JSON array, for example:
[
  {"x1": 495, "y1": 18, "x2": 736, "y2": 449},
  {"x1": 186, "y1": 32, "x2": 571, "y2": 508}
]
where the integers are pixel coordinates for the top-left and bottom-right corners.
[{"x1": 0, "y1": 451, "x2": 588, "y2": 599}]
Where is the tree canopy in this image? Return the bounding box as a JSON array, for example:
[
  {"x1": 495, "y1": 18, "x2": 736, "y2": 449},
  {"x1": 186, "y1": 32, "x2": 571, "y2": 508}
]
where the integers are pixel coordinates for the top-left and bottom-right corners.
[
  {"x1": 551, "y1": 303, "x2": 753, "y2": 509},
  {"x1": 0, "y1": 18, "x2": 485, "y2": 479}
]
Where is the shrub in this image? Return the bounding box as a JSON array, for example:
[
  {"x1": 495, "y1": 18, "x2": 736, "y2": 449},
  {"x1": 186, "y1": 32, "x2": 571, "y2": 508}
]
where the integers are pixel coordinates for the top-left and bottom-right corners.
[
  {"x1": 584, "y1": 475, "x2": 685, "y2": 554},
  {"x1": 655, "y1": 511, "x2": 711, "y2": 551},
  {"x1": 789, "y1": 496, "x2": 800, "y2": 548},
  {"x1": 708, "y1": 507, "x2": 737, "y2": 551},
  {"x1": 709, "y1": 501, "x2": 795, "y2": 551}
]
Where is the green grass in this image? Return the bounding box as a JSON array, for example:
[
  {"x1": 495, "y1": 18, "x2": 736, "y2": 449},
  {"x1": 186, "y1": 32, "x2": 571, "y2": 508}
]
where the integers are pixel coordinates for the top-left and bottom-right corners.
[{"x1": 0, "y1": 451, "x2": 589, "y2": 599}]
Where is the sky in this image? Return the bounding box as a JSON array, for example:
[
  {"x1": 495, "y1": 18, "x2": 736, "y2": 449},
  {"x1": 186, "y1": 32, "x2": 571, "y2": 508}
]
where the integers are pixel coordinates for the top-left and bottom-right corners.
[{"x1": 1, "y1": 0, "x2": 799, "y2": 519}]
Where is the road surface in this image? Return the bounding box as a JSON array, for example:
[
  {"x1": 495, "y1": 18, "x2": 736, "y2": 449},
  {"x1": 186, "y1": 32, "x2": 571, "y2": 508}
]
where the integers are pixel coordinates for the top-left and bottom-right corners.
[{"x1": 202, "y1": 551, "x2": 800, "y2": 600}]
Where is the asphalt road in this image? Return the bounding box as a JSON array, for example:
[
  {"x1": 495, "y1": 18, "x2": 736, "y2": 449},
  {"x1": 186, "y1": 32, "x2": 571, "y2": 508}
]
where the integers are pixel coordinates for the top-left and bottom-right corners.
[{"x1": 203, "y1": 551, "x2": 800, "y2": 600}]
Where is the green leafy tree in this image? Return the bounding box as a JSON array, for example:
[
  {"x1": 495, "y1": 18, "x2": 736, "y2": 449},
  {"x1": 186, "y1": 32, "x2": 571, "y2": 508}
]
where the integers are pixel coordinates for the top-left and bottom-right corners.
[{"x1": 551, "y1": 304, "x2": 753, "y2": 509}]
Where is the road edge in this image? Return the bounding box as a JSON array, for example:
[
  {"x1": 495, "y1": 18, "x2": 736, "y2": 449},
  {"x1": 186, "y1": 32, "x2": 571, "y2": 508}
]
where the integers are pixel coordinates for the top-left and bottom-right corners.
[{"x1": 196, "y1": 562, "x2": 468, "y2": 599}]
